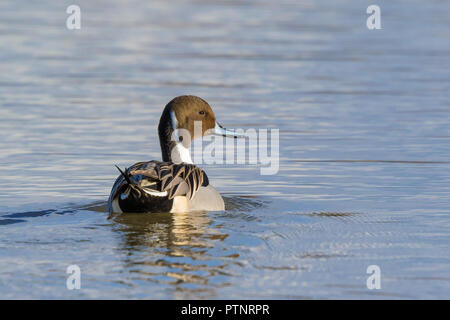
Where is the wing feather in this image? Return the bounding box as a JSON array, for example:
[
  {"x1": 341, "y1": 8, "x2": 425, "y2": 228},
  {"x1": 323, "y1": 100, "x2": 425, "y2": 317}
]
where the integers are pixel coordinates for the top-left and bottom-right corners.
[{"x1": 109, "y1": 160, "x2": 208, "y2": 205}]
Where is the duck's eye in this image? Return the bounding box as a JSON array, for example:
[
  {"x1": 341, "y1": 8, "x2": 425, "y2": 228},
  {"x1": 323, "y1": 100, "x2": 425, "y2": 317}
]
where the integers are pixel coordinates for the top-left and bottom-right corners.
[{"x1": 199, "y1": 110, "x2": 205, "y2": 115}]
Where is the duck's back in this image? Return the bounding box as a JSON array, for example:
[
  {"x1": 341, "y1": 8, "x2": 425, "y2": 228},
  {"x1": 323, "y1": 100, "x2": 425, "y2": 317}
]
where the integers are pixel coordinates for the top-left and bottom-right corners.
[{"x1": 107, "y1": 160, "x2": 224, "y2": 213}]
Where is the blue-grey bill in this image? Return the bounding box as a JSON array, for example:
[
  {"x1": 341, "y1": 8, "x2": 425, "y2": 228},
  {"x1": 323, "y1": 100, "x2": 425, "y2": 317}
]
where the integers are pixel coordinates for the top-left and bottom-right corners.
[{"x1": 210, "y1": 122, "x2": 246, "y2": 138}]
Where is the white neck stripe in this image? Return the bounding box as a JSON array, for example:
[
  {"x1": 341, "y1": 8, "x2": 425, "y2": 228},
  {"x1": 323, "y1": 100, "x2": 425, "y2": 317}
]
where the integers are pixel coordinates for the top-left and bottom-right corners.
[
  {"x1": 171, "y1": 142, "x2": 193, "y2": 164},
  {"x1": 170, "y1": 110, "x2": 179, "y2": 140}
]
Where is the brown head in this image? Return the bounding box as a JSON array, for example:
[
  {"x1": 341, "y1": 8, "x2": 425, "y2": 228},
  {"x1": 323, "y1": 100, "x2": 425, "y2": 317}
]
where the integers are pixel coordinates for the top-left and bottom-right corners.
[
  {"x1": 165, "y1": 95, "x2": 216, "y2": 140},
  {"x1": 158, "y1": 95, "x2": 245, "y2": 163}
]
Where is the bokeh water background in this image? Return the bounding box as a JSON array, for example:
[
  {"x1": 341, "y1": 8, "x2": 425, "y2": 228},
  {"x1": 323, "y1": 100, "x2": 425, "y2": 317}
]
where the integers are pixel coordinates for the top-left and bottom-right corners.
[{"x1": 0, "y1": 0, "x2": 449, "y2": 299}]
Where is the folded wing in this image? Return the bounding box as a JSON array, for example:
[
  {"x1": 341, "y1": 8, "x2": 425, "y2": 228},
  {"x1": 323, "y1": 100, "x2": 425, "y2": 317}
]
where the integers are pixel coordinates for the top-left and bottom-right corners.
[{"x1": 107, "y1": 160, "x2": 209, "y2": 213}]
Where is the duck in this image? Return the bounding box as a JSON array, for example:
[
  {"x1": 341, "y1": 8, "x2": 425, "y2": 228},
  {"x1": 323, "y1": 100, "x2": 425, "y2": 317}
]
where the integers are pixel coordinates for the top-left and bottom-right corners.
[{"x1": 107, "y1": 95, "x2": 244, "y2": 214}]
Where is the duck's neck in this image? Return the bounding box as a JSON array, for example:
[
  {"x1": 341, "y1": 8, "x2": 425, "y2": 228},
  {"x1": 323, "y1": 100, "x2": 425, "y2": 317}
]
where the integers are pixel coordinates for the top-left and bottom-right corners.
[
  {"x1": 158, "y1": 109, "x2": 193, "y2": 164},
  {"x1": 170, "y1": 142, "x2": 193, "y2": 164}
]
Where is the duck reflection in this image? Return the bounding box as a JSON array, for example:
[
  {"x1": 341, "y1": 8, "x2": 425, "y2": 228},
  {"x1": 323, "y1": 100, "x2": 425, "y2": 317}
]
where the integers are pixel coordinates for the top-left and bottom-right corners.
[{"x1": 109, "y1": 209, "x2": 234, "y2": 297}]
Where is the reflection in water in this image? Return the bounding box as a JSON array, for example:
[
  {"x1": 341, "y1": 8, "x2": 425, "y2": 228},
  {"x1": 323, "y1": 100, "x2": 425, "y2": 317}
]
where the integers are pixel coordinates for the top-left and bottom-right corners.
[
  {"x1": 103, "y1": 195, "x2": 265, "y2": 298},
  {"x1": 110, "y1": 209, "x2": 233, "y2": 298}
]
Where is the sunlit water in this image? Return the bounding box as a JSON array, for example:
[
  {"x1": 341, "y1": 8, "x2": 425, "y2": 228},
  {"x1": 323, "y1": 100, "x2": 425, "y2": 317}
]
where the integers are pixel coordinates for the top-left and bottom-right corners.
[{"x1": 0, "y1": 0, "x2": 449, "y2": 299}]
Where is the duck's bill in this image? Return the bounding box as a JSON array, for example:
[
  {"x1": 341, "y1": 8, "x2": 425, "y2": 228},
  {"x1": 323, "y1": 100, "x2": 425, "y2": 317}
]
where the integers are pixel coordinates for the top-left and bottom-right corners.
[{"x1": 209, "y1": 122, "x2": 246, "y2": 138}]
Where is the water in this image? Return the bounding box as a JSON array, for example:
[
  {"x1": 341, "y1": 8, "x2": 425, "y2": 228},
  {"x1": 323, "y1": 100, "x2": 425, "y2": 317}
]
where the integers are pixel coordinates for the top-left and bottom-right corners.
[{"x1": 0, "y1": 0, "x2": 449, "y2": 299}]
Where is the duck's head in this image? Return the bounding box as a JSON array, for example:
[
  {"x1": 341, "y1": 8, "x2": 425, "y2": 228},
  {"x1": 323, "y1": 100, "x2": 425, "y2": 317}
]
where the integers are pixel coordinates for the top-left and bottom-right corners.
[{"x1": 158, "y1": 95, "x2": 243, "y2": 164}]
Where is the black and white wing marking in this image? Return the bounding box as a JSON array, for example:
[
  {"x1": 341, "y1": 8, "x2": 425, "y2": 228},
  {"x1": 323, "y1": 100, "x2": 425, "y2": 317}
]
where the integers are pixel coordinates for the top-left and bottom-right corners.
[{"x1": 107, "y1": 160, "x2": 209, "y2": 213}]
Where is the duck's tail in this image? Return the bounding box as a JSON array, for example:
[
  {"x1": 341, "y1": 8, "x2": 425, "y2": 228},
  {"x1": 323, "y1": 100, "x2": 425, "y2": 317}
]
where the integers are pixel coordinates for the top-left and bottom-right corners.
[
  {"x1": 115, "y1": 165, "x2": 133, "y2": 185},
  {"x1": 112, "y1": 165, "x2": 170, "y2": 212}
]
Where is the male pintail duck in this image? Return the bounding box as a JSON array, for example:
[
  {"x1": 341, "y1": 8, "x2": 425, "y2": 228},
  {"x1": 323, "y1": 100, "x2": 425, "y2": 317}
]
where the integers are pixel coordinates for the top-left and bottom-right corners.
[{"x1": 107, "y1": 95, "x2": 244, "y2": 214}]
